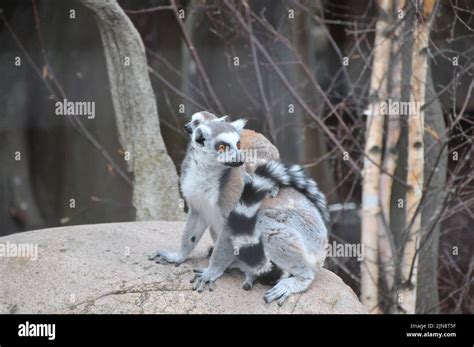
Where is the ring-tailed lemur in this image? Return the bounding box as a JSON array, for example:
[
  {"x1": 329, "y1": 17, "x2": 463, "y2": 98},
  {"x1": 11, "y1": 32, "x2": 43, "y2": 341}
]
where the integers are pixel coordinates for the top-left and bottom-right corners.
[
  {"x1": 226, "y1": 160, "x2": 329, "y2": 291},
  {"x1": 149, "y1": 112, "x2": 328, "y2": 305},
  {"x1": 149, "y1": 111, "x2": 246, "y2": 265}
]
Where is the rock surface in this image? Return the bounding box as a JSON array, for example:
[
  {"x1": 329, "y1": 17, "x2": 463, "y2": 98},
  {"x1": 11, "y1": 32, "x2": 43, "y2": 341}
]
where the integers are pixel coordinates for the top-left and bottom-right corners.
[{"x1": 0, "y1": 222, "x2": 366, "y2": 314}]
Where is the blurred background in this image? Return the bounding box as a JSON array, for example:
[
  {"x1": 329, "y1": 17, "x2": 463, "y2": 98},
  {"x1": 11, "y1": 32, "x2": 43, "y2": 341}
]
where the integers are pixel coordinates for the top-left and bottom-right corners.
[{"x1": 0, "y1": 0, "x2": 472, "y2": 313}]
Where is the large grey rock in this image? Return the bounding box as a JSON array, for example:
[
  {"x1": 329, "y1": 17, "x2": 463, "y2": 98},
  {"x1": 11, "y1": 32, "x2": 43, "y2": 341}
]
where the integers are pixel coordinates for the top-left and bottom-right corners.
[{"x1": 0, "y1": 222, "x2": 366, "y2": 314}]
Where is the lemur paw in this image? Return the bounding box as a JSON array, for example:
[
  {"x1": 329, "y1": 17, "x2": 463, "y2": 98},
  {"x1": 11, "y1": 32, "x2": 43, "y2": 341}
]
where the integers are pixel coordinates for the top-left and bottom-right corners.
[
  {"x1": 242, "y1": 282, "x2": 253, "y2": 291},
  {"x1": 242, "y1": 274, "x2": 255, "y2": 290},
  {"x1": 264, "y1": 282, "x2": 292, "y2": 306},
  {"x1": 148, "y1": 250, "x2": 185, "y2": 267},
  {"x1": 190, "y1": 268, "x2": 221, "y2": 292}
]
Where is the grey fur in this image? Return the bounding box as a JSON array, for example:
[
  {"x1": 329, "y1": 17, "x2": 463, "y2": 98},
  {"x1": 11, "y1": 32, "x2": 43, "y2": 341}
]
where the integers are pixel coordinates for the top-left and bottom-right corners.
[
  {"x1": 227, "y1": 160, "x2": 329, "y2": 287},
  {"x1": 149, "y1": 115, "x2": 246, "y2": 265},
  {"x1": 150, "y1": 112, "x2": 328, "y2": 305}
]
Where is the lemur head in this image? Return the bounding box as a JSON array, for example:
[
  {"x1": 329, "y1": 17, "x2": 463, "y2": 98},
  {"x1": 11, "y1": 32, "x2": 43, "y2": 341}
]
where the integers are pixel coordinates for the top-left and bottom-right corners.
[{"x1": 189, "y1": 112, "x2": 247, "y2": 168}]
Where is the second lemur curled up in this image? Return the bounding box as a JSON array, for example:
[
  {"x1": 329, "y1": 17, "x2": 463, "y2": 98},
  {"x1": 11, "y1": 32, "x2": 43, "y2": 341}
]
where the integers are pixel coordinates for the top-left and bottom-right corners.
[
  {"x1": 227, "y1": 160, "x2": 329, "y2": 291},
  {"x1": 150, "y1": 111, "x2": 328, "y2": 305}
]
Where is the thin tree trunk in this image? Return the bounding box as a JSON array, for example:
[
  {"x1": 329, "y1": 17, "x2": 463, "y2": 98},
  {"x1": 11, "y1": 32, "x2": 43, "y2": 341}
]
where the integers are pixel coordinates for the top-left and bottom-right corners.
[
  {"x1": 416, "y1": 62, "x2": 446, "y2": 313},
  {"x1": 361, "y1": 0, "x2": 393, "y2": 313},
  {"x1": 79, "y1": 0, "x2": 184, "y2": 221},
  {"x1": 379, "y1": 0, "x2": 405, "y2": 294},
  {"x1": 399, "y1": 0, "x2": 437, "y2": 314},
  {"x1": 388, "y1": 0, "x2": 415, "y2": 313}
]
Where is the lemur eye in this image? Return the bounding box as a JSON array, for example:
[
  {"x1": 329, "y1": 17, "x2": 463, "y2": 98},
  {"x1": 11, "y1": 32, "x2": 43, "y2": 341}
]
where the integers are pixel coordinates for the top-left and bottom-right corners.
[
  {"x1": 236, "y1": 141, "x2": 241, "y2": 150},
  {"x1": 217, "y1": 144, "x2": 227, "y2": 153}
]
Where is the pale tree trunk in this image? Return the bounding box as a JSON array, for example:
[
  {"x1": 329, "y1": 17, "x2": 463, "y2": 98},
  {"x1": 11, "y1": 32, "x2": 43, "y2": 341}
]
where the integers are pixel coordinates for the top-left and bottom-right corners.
[
  {"x1": 399, "y1": 0, "x2": 437, "y2": 314},
  {"x1": 361, "y1": 0, "x2": 393, "y2": 313},
  {"x1": 79, "y1": 0, "x2": 184, "y2": 221},
  {"x1": 379, "y1": 0, "x2": 405, "y2": 294}
]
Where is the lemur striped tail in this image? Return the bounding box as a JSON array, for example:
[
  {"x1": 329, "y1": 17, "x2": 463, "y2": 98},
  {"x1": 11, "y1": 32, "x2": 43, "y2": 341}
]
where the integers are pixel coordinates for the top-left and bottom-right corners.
[
  {"x1": 227, "y1": 160, "x2": 329, "y2": 267},
  {"x1": 280, "y1": 162, "x2": 330, "y2": 226}
]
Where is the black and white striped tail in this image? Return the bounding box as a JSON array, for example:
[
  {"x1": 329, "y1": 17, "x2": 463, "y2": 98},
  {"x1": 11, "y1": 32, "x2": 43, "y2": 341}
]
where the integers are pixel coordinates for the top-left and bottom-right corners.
[
  {"x1": 227, "y1": 160, "x2": 329, "y2": 269},
  {"x1": 281, "y1": 162, "x2": 330, "y2": 226}
]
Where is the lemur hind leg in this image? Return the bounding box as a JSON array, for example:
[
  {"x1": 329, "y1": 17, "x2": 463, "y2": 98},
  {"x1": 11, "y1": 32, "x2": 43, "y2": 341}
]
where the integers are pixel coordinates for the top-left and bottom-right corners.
[
  {"x1": 261, "y1": 224, "x2": 316, "y2": 306},
  {"x1": 264, "y1": 270, "x2": 314, "y2": 306}
]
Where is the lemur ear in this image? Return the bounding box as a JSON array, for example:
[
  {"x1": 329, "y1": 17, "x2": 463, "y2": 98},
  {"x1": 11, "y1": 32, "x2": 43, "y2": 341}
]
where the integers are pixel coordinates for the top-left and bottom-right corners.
[
  {"x1": 231, "y1": 119, "x2": 247, "y2": 133},
  {"x1": 215, "y1": 115, "x2": 228, "y2": 122},
  {"x1": 193, "y1": 126, "x2": 210, "y2": 146},
  {"x1": 191, "y1": 111, "x2": 216, "y2": 122}
]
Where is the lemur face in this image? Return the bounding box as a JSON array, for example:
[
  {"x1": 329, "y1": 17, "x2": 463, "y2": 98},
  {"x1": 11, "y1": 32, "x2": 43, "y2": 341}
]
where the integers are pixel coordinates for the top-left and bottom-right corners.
[{"x1": 191, "y1": 115, "x2": 247, "y2": 167}]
